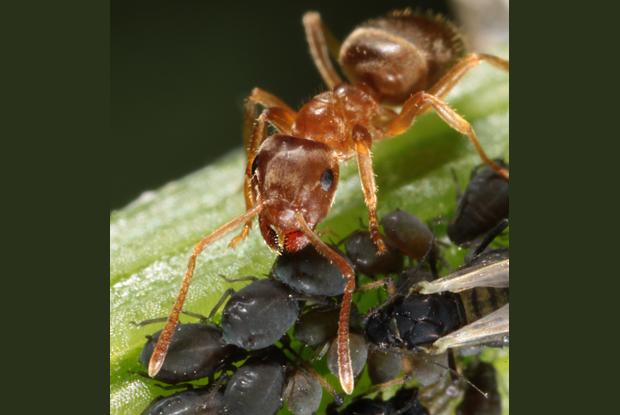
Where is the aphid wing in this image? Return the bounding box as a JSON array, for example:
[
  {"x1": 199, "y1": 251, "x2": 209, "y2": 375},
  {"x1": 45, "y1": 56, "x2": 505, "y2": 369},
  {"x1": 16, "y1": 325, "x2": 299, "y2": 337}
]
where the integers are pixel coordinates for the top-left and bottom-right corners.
[
  {"x1": 430, "y1": 304, "x2": 509, "y2": 354},
  {"x1": 415, "y1": 259, "x2": 509, "y2": 294}
]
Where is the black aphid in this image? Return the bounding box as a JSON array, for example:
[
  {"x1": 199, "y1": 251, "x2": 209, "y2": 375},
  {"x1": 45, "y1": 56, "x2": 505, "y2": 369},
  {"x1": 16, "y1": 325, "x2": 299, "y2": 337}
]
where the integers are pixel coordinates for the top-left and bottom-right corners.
[
  {"x1": 222, "y1": 348, "x2": 287, "y2": 415},
  {"x1": 344, "y1": 230, "x2": 403, "y2": 275},
  {"x1": 140, "y1": 322, "x2": 241, "y2": 384},
  {"x1": 221, "y1": 278, "x2": 299, "y2": 350},
  {"x1": 448, "y1": 160, "x2": 509, "y2": 245},
  {"x1": 271, "y1": 245, "x2": 347, "y2": 296}
]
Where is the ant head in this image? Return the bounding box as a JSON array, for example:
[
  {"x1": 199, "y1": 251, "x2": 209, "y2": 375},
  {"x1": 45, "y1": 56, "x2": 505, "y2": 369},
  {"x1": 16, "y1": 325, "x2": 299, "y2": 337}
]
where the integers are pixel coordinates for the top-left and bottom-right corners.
[{"x1": 252, "y1": 134, "x2": 339, "y2": 253}]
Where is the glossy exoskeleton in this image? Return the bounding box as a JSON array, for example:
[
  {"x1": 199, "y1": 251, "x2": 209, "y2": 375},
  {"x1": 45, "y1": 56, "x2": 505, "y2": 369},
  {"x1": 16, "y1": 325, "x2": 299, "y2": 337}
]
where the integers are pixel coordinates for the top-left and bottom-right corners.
[
  {"x1": 367, "y1": 347, "x2": 403, "y2": 384},
  {"x1": 366, "y1": 290, "x2": 465, "y2": 349},
  {"x1": 140, "y1": 322, "x2": 241, "y2": 384},
  {"x1": 141, "y1": 377, "x2": 225, "y2": 415},
  {"x1": 448, "y1": 160, "x2": 509, "y2": 245},
  {"x1": 284, "y1": 367, "x2": 324, "y2": 415},
  {"x1": 294, "y1": 305, "x2": 361, "y2": 349},
  {"x1": 344, "y1": 230, "x2": 403, "y2": 275},
  {"x1": 221, "y1": 278, "x2": 299, "y2": 350},
  {"x1": 381, "y1": 209, "x2": 436, "y2": 262},
  {"x1": 141, "y1": 386, "x2": 223, "y2": 415},
  {"x1": 222, "y1": 348, "x2": 288, "y2": 415},
  {"x1": 150, "y1": 8, "x2": 509, "y2": 395},
  {"x1": 365, "y1": 232, "x2": 509, "y2": 352},
  {"x1": 272, "y1": 245, "x2": 346, "y2": 296},
  {"x1": 456, "y1": 361, "x2": 501, "y2": 415}
]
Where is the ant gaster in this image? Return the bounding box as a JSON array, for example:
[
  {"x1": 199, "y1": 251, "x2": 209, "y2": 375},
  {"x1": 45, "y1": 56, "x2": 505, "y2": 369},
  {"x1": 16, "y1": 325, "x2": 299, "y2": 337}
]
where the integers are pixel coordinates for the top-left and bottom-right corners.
[{"x1": 148, "y1": 9, "x2": 509, "y2": 395}]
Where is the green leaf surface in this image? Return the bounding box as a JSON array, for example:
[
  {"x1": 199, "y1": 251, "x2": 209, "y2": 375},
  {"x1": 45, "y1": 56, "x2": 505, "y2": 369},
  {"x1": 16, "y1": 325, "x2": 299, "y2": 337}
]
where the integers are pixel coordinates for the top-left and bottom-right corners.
[{"x1": 110, "y1": 61, "x2": 509, "y2": 415}]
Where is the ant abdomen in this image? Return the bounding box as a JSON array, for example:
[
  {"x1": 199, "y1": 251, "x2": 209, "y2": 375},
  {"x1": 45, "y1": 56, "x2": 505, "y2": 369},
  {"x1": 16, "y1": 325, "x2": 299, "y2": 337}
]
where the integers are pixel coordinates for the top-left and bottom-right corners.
[{"x1": 339, "y1": 10, "x2": 465, "y2": 104}]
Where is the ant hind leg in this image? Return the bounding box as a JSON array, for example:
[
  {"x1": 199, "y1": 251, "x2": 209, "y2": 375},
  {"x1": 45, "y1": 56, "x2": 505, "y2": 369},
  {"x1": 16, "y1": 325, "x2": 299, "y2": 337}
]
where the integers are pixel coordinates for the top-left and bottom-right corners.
[{"x1": 385, "y1": 92, "x2": 509, "y2": 180}]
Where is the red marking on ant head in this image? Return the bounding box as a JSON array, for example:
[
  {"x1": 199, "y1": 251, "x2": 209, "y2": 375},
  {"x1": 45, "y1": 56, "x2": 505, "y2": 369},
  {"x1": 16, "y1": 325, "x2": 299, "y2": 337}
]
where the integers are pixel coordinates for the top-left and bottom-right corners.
[{"x1": 252, "y1": 134, "x2": 339, "y2": 253}]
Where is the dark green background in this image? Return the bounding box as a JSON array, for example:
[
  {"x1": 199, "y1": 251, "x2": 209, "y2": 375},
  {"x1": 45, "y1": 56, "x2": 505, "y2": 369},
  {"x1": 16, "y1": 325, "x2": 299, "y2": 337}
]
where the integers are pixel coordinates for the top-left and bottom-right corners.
[{"x1": 111, "y1": 0, "x2": 451, "y2": 209}]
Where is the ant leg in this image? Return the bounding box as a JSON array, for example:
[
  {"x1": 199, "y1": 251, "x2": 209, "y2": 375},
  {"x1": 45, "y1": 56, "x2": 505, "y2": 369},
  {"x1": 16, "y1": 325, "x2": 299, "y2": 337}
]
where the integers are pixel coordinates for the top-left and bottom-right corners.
[
  {"x1": 429, "y1": 53, "x2": 509, "y2": 100},
  {"x1": 302, "y1": 11, "x2": 343, "y2": 89},
  {"x1": 385, "y1": 92, "x2": 509, "y2": 180},
  {"x1": 229, "y1": 92, "x2": 296, "y2": 248},
  {"x1": 352, "y1": 125, "x2": 387, "y2": 254},
  {"x1": 295, "y1": 212, "x2": 355, "y2": 395},
  {"x1": 148, "y1": 203, "x2": 265, "y2": 378}
]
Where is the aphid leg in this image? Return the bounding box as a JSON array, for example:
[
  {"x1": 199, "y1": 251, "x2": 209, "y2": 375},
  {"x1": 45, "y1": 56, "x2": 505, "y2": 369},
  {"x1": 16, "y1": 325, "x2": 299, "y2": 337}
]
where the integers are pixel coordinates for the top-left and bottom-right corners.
[
  {"x1": 429, "y1": 53, "x2": 509, "y2": 100},
  {"x1": 384, "y1": 92, "x2": 509, "y2": 180},
  {"x1": 295, "y1": 212, "x2": 356, "y2": 395},
  {"x1": 130, "y1": 317, "x2": 168, "y2": 327},
  {"x1": 148, "y1": 203, "x2": 264, "y2": 378},
  {"x1": 205, "y1": 287, "x2": 235, "y2": 321},
  {"x1": 302, "y1": 11, "x2": 343, "y2": 89},
  {"x1": 229, "y1": 89, "x2": 296, "y2": 248},
  {"x1": 352, "y1": 125, "x2": 387, "y2": 253}
]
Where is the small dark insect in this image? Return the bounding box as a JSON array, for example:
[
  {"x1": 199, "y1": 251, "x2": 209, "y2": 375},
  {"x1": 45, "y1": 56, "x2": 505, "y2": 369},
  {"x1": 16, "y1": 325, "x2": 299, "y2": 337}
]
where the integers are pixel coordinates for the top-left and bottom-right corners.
[
  {"x1": 222, "y1": 348, "x2": 288, "y2": 415},
  {"x1": 456, "y1": 361, "x2": 502, "y2": 415},
  {"x1": 294, "y1": 305, "x2": 362, "y2": 349},
  {"x1": 141, "y1": 378, "x2": 225, "y2": 415},
  {"x1": 366, "y1": 226, "x2": 509, "y2": 354},
  {"x1": 272, "y1": 244, "x2": 347, "y2": 296},
  {"x1": 139, "y1": 321, "x2": 241, "y2": 384},
  {"x1": 284, "y1": 368, "x2": 324, "y2": 415},
  {"x1": 344, "y1": 230, "x2": 403, "y2": 275},
  {"x1": 381, "y1": 209, "x2": 437, "y2": 262},
  {"x1": 448, "y1": 160, "x2": 509, "y2": 245},
  {"x1": 328, "y1": 386, "x2": 429, "y2": 415},
  {"x1": 367, "y1": 347, "x2": 403, "y2": 384},
  {"x1": 149, "y1": 8, "x2": 509, "y2": 395},
  {"x1": 220, "y1": 278, "x2": 299, "y2": 350}
]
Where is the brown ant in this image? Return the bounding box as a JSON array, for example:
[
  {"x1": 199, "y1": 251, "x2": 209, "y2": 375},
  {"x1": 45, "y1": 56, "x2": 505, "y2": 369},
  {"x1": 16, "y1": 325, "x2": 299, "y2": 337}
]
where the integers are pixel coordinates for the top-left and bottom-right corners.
[{"x1": 148, "y1": 9, "x2": 509, "y2": 396}]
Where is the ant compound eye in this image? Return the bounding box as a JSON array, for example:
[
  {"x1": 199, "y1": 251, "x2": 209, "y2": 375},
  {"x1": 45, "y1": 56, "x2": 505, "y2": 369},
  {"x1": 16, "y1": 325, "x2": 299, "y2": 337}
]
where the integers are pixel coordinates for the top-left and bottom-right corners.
[
  {"x1": 320, "y1": 169, "x2": 334, "y2": 191},
  {"x1": 251, "y1": 156, "x2": 260, "y2": 176}
]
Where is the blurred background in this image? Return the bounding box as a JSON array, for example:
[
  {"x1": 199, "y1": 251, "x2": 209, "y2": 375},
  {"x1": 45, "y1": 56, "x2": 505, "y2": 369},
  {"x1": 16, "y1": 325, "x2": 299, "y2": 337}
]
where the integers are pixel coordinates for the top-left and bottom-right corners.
[{"x1": 110, "y1": 0, "x2": 508, "y2": 210}]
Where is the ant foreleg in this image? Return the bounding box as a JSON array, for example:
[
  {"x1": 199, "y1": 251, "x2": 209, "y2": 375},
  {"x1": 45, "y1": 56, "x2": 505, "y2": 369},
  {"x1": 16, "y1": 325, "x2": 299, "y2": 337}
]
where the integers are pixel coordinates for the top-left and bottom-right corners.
[
  {"x1": 385, "y1": 92, "x2": 509, "y2": 180},
  {"x1": 148, "y1": 204, "x2": 264, "y2": 378},
  {"x1": 295, "y1": 212, "x2": 356, "y2": 395},
  {"x1": 352, "y1": 125, "x2": 387, "y2": 254},
  {"x1": 302, "y1": 11, "x2": 343, "y2": 89}
]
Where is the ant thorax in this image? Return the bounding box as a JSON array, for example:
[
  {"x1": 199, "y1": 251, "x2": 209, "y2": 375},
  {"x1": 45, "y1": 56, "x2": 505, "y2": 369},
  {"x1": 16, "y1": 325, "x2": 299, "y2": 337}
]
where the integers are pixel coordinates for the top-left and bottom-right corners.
[{"x1": 291, "y1": 84, "x2": 382, "y2": 160}]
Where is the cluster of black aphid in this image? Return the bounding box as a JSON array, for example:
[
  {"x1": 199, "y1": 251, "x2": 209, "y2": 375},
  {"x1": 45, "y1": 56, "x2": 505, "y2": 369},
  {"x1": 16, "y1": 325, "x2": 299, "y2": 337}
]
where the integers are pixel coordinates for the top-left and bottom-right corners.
[{"x1": 136, "y1": 161, "x2": 508, "y2": 415}]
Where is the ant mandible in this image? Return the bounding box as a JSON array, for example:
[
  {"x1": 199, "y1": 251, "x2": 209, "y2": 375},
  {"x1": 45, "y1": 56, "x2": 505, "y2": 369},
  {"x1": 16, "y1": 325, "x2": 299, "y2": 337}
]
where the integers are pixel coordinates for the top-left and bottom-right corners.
[{"x1": 148, "y1": 9, "x2": 509, "y2": 395}]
